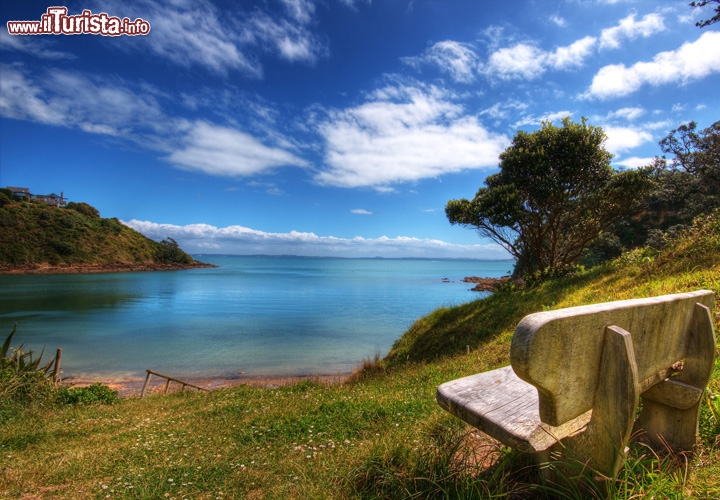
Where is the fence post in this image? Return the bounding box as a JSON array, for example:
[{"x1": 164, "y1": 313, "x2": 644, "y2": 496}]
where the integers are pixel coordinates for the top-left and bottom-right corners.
[
  {"x1": 53, "y1": 348, "x2": 62, "y2": 383},
  {"x1": 141, "y1": 370, "x2": 152, "y2": 398}
]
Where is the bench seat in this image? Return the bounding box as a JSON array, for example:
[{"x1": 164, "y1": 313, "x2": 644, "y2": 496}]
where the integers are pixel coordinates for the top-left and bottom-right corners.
[
  {"x1": 437, "y1": 366, "x2": 591, "y2": 454},
  {"x1": 436, "y1": 290, "x2": 716, "y2": 481}
]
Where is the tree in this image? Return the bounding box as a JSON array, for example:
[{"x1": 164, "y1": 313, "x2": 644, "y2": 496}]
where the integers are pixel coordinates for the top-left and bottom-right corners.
[
  {"x1": 445, "y1": 118, "x2": 651, "y2": 278},
  {"x1": 690, "y1": 0, "x2": 720, "y2": 27},
  {"x1": 156, "y1": 237, "x2": 193, "y2": 264},
  {"x1": 659, "y1": 120, "x2": 720, "y2": 217}
]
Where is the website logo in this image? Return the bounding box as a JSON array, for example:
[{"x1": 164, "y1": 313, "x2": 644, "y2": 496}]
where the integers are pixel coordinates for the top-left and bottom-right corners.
[{"x1": 7, "y1": 7, "x2": 150, "y2": 36}]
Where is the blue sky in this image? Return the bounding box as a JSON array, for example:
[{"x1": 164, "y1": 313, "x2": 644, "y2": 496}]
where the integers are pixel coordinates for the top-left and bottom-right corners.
[{"x1": 1, "y1": 0, "x2": 719, "y2": 258}]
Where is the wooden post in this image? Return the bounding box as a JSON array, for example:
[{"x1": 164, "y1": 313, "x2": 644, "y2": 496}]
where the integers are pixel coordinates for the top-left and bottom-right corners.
[
  {"x1": 466, "y1": 345, "x2": 470, "y2": 354},
  {"x1": 140, "y1": 369, "x2": 209, "y2": 397},
  {"x1": 141, "y1": 370, "x2": 152, "y2": 398},
  {"x1": 53, "y1": 348, "x2": 62, "y2": 383}
]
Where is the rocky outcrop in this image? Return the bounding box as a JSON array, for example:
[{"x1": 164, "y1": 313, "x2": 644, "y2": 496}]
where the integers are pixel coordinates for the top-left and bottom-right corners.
[{"x1": 462, "y1": 276, "x2": 510, "y2": 292}]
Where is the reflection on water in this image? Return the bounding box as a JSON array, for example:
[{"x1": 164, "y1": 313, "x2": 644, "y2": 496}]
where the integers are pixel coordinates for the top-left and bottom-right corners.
[{"x1": 0, "y1": 256, "x2": 512, "y2": 379}]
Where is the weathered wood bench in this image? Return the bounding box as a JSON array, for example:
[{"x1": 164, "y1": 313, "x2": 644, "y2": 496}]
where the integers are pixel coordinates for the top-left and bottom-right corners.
[{"x1": 437, "y1": 290, "x2": 716, "y2": 480}]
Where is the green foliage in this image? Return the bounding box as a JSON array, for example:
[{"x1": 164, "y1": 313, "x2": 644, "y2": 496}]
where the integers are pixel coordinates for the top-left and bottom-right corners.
[
  {"x1": 446, "y1": 117, "x2": 652, "y2": 278},
  {"x1": 691, "y1": 0, "x2": 720, "y2": 27},
  {"x1": 1, "y1": 325, "x2": 58, "y2": 422},
  {"x1": 1, "y1": 324, "x2": 54, "y2": 376},
  {"x1": 66, "y1": 201, "x2": 100, "y2": 218},
  {"x1": 1, "y1": 326, "x2": 118, "y2": 424},
  {"x1": 57, "y1": 383, "x2": 118, "y2": 406},
  {"x1": 0, "y1": 192, "x2": 11, "y2": 207},
  {"x1": 658, "y1": 120, "x2": 720, "y2": 216},
  {"x1": 155, "y1": 237, "x2": 194, "y2": 264},
  {"x1": 0, "y1": 201, "x2": 197, "y2": 268}
]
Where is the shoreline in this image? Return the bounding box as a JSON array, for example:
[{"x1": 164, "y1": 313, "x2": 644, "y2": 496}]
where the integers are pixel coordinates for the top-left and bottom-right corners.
[
  {"x1": 62, "y1": 372, "x2": 352, "y2": 398},
  {"x1": 0, "y1": 260, "x2": 217, "y2": 275},
  {"x1": 462, "y1": 276, "x2": 510, "y2": 291}
]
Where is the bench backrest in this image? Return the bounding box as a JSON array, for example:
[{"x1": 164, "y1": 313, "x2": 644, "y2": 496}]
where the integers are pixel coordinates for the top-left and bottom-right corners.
[{"x1": 510, "y1": 290, "x2": 715, "y2": 426}]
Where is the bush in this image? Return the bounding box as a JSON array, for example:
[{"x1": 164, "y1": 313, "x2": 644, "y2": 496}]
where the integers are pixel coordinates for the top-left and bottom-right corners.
[
  {"x1": 66, "y1": 201, "x2": 100, "y2": 218},
  {"x1": 156, "y1": 237, "x2": 193, "y2": 264},
  {"x1": 1, "y1": 325, "x2": 59, "y2": 421},
  {"x1": 57, "y1": 383, "x2": 118, "y2": 406}
]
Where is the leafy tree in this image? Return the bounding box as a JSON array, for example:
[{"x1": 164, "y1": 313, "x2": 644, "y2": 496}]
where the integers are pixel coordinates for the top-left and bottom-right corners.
[
  {"x1": 445, "y1": 117, "x2": 652, "y2": 278},
  {"x1": 691, "y1": 0, "x2": 720, "y2": 27},
  {"x1": 658, "y1": 120, "x2": 720, "y2": 218},
  {"x1": 156, "y1": 237, "x2": 193, "y2": 264}
]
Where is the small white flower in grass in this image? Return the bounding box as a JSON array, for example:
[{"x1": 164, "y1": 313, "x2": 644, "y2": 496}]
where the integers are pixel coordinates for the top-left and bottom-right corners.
[{"x1": 168, "y1": 479, "x2": 173, "y2": 482}]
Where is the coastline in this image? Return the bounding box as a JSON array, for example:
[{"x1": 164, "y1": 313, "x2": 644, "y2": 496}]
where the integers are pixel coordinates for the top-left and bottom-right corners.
[
  {"x1": 462, "y1": 276, "x2": 510, "y2": 291},
  {"x1": 0, "y1": 260, "x2": 217, "y2": 275},
  {"x1": 62, "y1": 372, "x2": 351, "y2": 398}
]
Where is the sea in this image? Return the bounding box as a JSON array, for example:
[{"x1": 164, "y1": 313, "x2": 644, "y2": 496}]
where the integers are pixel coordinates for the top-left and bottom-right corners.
[{"x1": 0, "y1": 256, "x2": 512, "y2": 380}]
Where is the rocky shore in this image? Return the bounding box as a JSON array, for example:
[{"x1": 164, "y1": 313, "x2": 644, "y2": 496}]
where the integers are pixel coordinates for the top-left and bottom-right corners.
[
  {"x1": 462, "y1": 276, "x2": 510, "y2": 292},
  {"x1": 0, "y1": 260, "x2": 217, "y2": 275}
]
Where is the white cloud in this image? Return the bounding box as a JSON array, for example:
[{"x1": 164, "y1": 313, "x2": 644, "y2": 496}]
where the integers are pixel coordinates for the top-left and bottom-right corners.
[
  {"x1": 0, "y1": 65, "x2": 169, "y2": 137},
  {"x1": 0, "y1": 30, "x2": 75, "y2": 59},
  {"x1": 105, "y1": 0, "x2": 263, "y2": 77},
  {"x1": 167, "y1": 121, "x2": 308, "y2": 177},
  {"x1": 351, "y1": 209, "x2": 373, "y2": 215},
  {"x1": 547, "y1": 36, "x2": 597, "y2": 70},
  {"x1": 484, "y1": 43, "x2": 547, "y2": 80},
  {"x1": 550, "y1": 15, "x2": 567, "y2": 27},
  {"x1": 600, "y1": 13, "x2": 666, "y2": 50},
  {"x1": 584, "y1": 31, "x2": 720, "y2": 99},
  {"x1": 315, "y1": 84, "x2": 509, "y2": 188},
  {"x1": 483, "y1": 36, "x2": 596, "y2": 80},
  {"x1": 281, "y1": 0, "x2": 316, "y2": 24},
  {"x1": 245, "y1": 11, "x2": 328, "y2": 64},
  {"x1": 614, "y1": 156, "x2": 654, "y2": 169},
  {"x1": 514, "y1": 111, "x2": 574, "y2": 128},
  {"x1": 671, "y1": 103, "x2": 687, "y2": 113},
  {"x1": 606, "y1": 107, "x2": 645, "y2": 121},
  {"x1": 403, "y1": 40, "x2": 480, "y2": 83},
  {"x1": 480, "y1": 100, "x2": 529, "y2": 120},
  {"x1": 603, "y1": 126, "x2": 653, "y2": 155},
  {"x1": 0, "y1": 64, "x2": 307, "y2": 179},
  {"x1": 97, "y1": 0, "x2": 327, "y2": 76},
  {"x1": 124, "y1": 219, "x2": 511, "y2": 259}
]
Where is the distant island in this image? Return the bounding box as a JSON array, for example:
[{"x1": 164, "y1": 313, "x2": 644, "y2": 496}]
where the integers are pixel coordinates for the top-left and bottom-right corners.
[{"x1": 0, "y1": 187, "x2": 213, "y2": 275}]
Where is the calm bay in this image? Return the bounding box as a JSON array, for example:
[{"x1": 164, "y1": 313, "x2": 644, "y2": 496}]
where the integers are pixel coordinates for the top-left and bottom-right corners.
[{"x1": 0, "y1": 256, "x2": 512, "y2": 381}]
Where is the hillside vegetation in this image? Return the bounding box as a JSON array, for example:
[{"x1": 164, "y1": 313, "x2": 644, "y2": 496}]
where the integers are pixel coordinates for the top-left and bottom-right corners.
[
  {"x1": 1, "y1": 212, "x2": 718, "y2": 499},
  {"x1": 0, "y1": 199, "x2": 202, "y2": 272}
]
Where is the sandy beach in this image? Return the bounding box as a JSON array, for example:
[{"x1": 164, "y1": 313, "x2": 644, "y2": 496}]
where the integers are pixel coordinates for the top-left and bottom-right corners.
[{"x1": 61, "y1": 372, "x2": 351, "y2": 398}]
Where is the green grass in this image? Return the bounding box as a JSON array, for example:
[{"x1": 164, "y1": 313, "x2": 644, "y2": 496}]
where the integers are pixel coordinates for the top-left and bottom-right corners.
[{"x1": 1, "y1": 215, "x2": 718, "y2": 499}]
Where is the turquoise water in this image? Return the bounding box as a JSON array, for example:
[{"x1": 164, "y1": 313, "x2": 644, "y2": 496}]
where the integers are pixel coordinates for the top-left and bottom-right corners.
[{"x1": 0, "y1": 256, "x2": 512, "y2": 380}]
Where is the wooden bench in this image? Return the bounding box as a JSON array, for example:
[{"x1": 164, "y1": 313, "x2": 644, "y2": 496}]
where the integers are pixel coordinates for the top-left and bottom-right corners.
[{"x1": 437, "y1": 290, "x2": 716, "y2": 480}]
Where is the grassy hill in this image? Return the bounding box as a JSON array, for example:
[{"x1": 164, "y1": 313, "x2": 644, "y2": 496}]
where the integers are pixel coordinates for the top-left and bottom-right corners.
[
  {"x1": 1, "y1": 212, "x2": 718, "y2": 499},
  {"x1": 0, "y1": 199, "x2": 204, "y2": 272}
]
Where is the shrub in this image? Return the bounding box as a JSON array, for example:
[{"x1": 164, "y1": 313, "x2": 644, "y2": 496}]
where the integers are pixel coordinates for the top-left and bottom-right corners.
[
  {"x1": 57, "y1": 383, "x2": 118, "y2": 406},
  {"x1": 156, "y1": 237, "x2": 193, "y2": 264},
  {"x1": 1, "y1": 325, "x2": 58, "y2": 421},
  {"x1": 66, "y1": 201, "x2": 100, "y2": 218}
]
